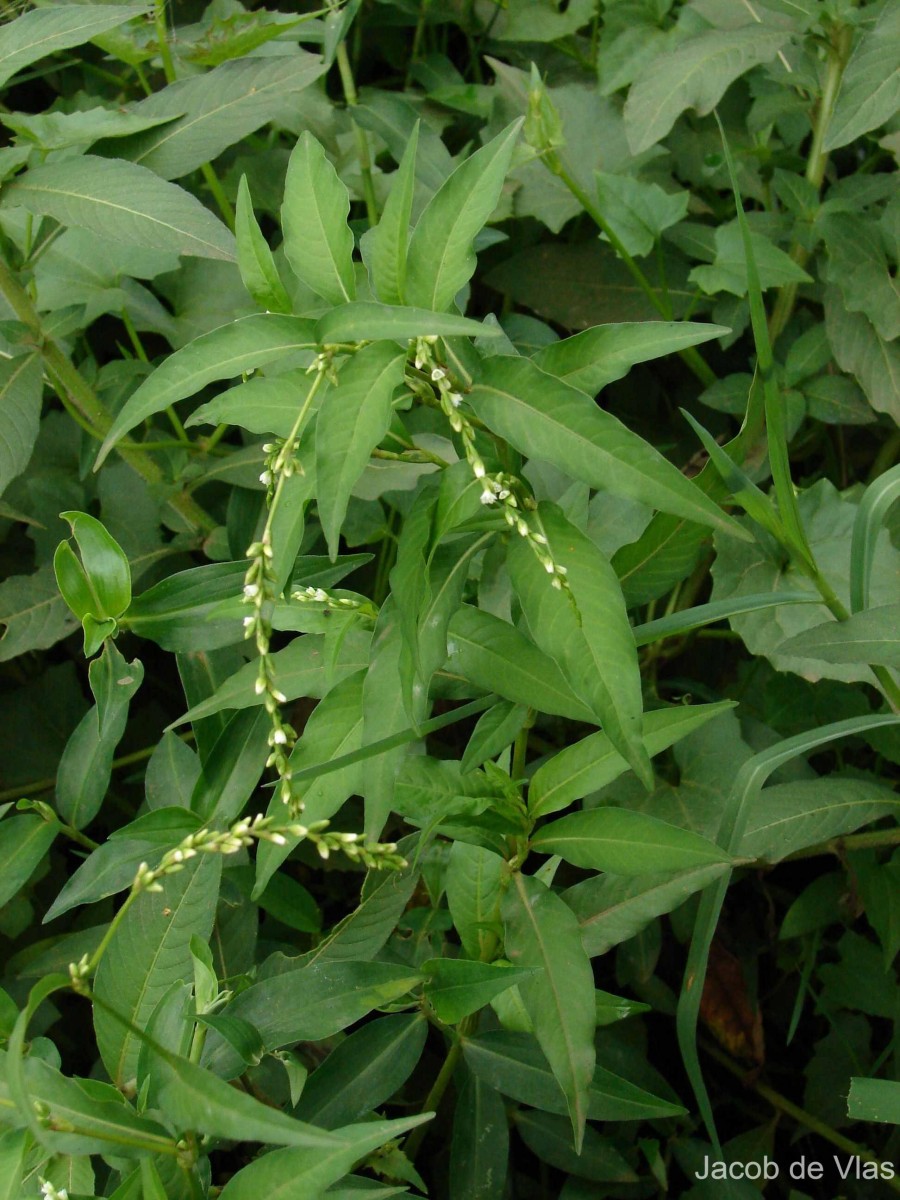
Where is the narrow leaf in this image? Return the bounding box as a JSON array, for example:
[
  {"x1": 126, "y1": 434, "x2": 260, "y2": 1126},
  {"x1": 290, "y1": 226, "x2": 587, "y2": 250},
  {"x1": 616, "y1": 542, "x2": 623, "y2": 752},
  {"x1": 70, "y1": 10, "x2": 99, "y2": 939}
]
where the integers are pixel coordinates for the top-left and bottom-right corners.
[{"x1": 282, "y1": 131, "x2": 356, "y2": 305}]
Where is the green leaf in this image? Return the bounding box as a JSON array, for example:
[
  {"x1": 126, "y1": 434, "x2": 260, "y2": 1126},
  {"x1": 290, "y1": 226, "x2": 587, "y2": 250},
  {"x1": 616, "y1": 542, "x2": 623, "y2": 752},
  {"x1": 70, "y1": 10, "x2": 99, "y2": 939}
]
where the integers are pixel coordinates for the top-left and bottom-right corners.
[
  {"x1": 509, "y1": 503, "x2": 651, "y2": 785},
  {"x1": 821, "y1": 213, "x2": 900, "y2": 343},
  {"x1": 235, "y1": 175, "x2": 292, "y2": 314},
  {"x1": 528, "y1": 702, "x2": 735, "y2": 819},
  {"x1": 633, "y1": 593, "x2": 818, "y2": 647},
  {"x1": 405, "y1": 120, "x2": 522, "y2": 311},
  {"x1": 216, "y1": 1115, "x2": 431, "y2": 1200},
  {"x1": 624, "y1": 28, "x2": 790, "y2": 154},
  {"x1": 191, "y1": 706, "x2": 270, "y2": 823},
  {"x1": 449, "y1": 1073, "x2": 509, "y2": 1200},
  {"x1": 0, "y1": 564, "x2": 78, "y2": 662},
  {"x1": 447, "y1": 605, "x2": 595, "y2": 722},
  {"x1": 58, "y1": 509, "x2": 131, "y2": 621},
  {"x1": 532, "y1": 809, "x2": 734, "y2": 874},
  {"x1": 317, "y1": 342, "x2": 406, "y2": 560},
  {"x1": 45, "y1": 808, "x2": 200, "y2": 921},
  {"x1": 96, "y1": 314, "x2": 317, "y2": 464},
  {"x1": 93, "y1": 853, "x2": 222, "y2": 1088},
  {"x1": 169, "y1": 630, "x2": 369, "y2": 725},
  {"x1": 55, "y1": 641, "x2": 143, "y2": 828},
  {"x1": 146, "y1": 732, "x2": 201, "y2": 810},
  {"x1": 502, "y1": 872, "x2": 596, "y2": 1150},
  {"x1": 712, "y1": 479, "x2": 900, "y2": 685},
  {"x1": 294, "y1": 1014, "x2": 428, "y2": 1129},
  {"x1": 255, "y1": 670, "x2": 366, "y2": 894},
  {"x1": 360, "y1": 123, "x2": 418, "y2": 304},
  {"x1": 187, "y1": 367, "x2": 322, "y2": 440},
  {"x1": 110, "y1": 54, "x2": 327, "y2": 180},
  {"x1": 467, "y1": 356, "x2": 746, "y2": 535},
  {"x1": 462, "y1": 1030, "x2": 684, "y2": 1121},
  {"x1": 851, "y1": 464, "x2": 900, "y2": 614},
  {"x1": 847, "y1": 1078, "x2": 900, "y2": 1125},
  {"x1": 461, "y1": 701, "x2": 528, "y2": 774},
  {"x1": 315, "y1": 302, "x2": 499, "y2": 344},
  {"x1": 594, "y1": 171, "x2": 688, "y2": 258},
  {"x1": 0, "y1": 354, "x2": 42, "y2": 499},
  {"x1": 1, "y1": 156, "x2": 236, "y2": 262},
  {"x1": 0, "y1": 1130, "x2": 27, "y2": 1200},
  {"x1": 446, "y1": 841, "x2": 505, "y2": 962},
  {"x1": 514, "y1": 1110, "x2": 637, "y2": 1183},
  {"x1": 564, "y1": 865, "x2": 730, "y2": 957},
  {"x1": 741, "y1": 778, "x2": 900, "y2": 862},
  {"x1": 202, "y1": 961, "x2": 423, "y2": 1080},
  {"x1": 532, "y1": 321, "x2": 728, "y2": 395},
  {"x1": 423, "y1": 960, "x2": 541, "y2": 1025},
  {"x1": 824, "y1": 6, "x2": 900, "y2": 150},
  {"x1": 825, "y1": 287, "x2": 900, "y2": 423},
  {"x1": 0, "y1": 4, "x2": 145, "y2": 90},
  {"x1": 776, "y1": 604, "x2": 900, "y2": 669},
  {"x1": 282, "y1": 131, "x2": 356, "y2": 306},
  {"x1": 2, "y1": 1051, "x2": 176, "y2": 1159},
  {"x1": 0, "y1": 813, "x2": 57, "y2": 909},
  {"x1": 690, "y1": 222, "x2": 813, "y2": 297}
]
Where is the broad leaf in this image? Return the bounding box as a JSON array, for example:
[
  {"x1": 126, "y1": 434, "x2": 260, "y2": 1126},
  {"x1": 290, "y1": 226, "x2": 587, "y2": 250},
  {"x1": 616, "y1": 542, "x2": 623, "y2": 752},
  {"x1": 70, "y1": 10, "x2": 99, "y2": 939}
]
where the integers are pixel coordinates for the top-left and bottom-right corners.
[
  {"x1": 282, "y1": 131, "x2": 356, "y2": 305},
  {"x1": 776, "y1": 604, "x2": 900, "y2": 669},
  {"x1": 531, "y1": 809, "x2": 734, "y2": 874},
  {"x1": 0, "y1": 4, "x2": 144, "y2": 90},
  {"x1": 405, "y1": 120, "x2": 522, "y2": 311},
  {"x1": 97, "y1": 314, "x2": 317, "y2": 463},
  {"x1": 467, "y1": 356, "x2": 746, "y2": 535},
  {"x1": 502, "y1": 873, "x2": 596, "y2": 1150},
  {"x1": 2, "y1": 157, "x2": 236, "y2": 261},
  {"x1": 824, "y1": 7, "x2": 900, "y2": 150}
]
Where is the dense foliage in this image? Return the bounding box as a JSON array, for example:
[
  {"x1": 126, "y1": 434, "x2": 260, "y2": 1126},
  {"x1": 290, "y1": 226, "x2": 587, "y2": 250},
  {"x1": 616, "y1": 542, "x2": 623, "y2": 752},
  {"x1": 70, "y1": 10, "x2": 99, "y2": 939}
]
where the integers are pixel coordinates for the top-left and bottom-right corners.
[{"x1": 0, "y1": 0, "x2": 898, "y2": 1196}]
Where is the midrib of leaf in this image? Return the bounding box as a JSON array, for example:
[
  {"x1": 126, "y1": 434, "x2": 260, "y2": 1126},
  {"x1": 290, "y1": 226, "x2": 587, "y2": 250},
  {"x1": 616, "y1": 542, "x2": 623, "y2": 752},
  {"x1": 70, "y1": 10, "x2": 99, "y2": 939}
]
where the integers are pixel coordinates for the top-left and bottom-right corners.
[
  {"x1": 575, "y1": 865, "x2": 724, "y2": 935},
  {"x1": 747, "y1": 796, "x2": 900, "y2": 841},
  {"x1": 511, "y1": 872, "x2": 587, "y2": 1135}
]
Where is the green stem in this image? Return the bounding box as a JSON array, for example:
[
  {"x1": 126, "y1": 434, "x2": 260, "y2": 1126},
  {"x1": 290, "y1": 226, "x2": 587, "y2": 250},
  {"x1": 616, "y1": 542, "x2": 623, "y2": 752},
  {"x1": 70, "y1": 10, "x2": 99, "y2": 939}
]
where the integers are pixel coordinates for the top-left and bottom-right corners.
[
  {"x1": 811, "y1": 568, "x2": 900, "y2": 713},
  {"x1": 335, "y1": 41, "x2": 378, "y2": 226},
  {"x1": 154, "y1": 0, "x2": 177, "y2": 84},
  {"x1": 84, "y1": 886, "x2": 141, "y2": 975},
  {"x1": 768, "y1": 21, "x2": 853, "y2": 344},
  {"x1": 0, "y1": 259, "x2": 216, "y2": 535},
  {"x1": 781, "y1": 826, "x2": 900, "y2": 862},
  {"x1": 702, "y1": 1039, "x2": 900, "y2": 1193},
  {"x1": 121, "y1": 307, "x2": 191, "y2": 444},
  {"x1": 511, "y1": 708, "x2": 534, "y2": 782},
  {"x1": 201, "y1": 161, "x2": 236, "y2": 231},
  {"x1": 404, "y1": 1035, "x2": 463, "y2": 1162},
  {"x1": 546, "y1": 154, "x2": 715, "y2": 388}
]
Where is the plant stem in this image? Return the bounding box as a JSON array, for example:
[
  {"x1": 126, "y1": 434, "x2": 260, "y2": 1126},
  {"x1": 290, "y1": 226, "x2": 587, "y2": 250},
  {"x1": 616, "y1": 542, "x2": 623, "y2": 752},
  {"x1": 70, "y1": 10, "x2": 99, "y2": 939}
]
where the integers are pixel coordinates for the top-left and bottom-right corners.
[
  {"x1": 702, "y1": 1039, "x2": 900, "y2": 1193},
  {"x1": 511, "y1": 708, "x2": 534, "y2": 782},
  {"x1": 545, "y1": 155, "x2": 715, "y2": 388},
  {"x1": 335, "y1": 41, "x2": 379, "y2": 227},
  {"x1": 404, "y1": 1034, "x2": 463, "y2": 1161},
  {"x1": 154, "y1": 0, "x2": 177, "y2": 84},
  {"x1": 0, "y1": 259, "x2": 217, "y2": 535},
  {"x1": 782, "y1": 826, "x2": 900, "y2": 862},
  {"x1": 201, "y1": 161, "x2": 236, "y2": 230},
  {"x1": 768, "y1": 21, "x2": 853, "y2": 344}
]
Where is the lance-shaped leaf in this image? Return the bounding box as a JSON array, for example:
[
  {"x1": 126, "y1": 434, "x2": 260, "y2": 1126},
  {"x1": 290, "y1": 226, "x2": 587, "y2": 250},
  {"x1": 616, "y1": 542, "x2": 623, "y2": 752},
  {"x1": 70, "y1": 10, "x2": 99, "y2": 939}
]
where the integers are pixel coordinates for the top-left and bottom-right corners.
[
  {"x1": 0, "y1": 354, "x2": 42, "y2": 500},
  {"x1": 776, "y1": 605, "x2": 900, "y2": 669},
  {"x1": 360, "y1": 123, "x2": 419, "y2": 304},
  {"x1": 529, "y1": 701, "x2": 735, "y2": 819},
  {"x1": 108, "y1": 53, "x2": 327, "y2": 180},
  {"x1": 1, "y1": 157, "x2": 235, "y2": 262},
  {"x1": 235, "y1": 175, "x2": 292, "y2": 313},
  {"x1": 96, "y1": 314, "x2": 317, "y2": 463},
  {"x1": 0, "y1": 813, "x2": 58, "y2": 909},
  {"x1": 532, "y1": 321, "x2": 729, "y2": 395},
  {"x1": 316, "y1": 342, "x2": 406, "y2": 560},
  {"x1": 531, "y1": 809, "x2": 735, "y2": 875},
  {"x1": 449, "y1": 1073, "x2": 509, "y2": 1200},
  {"x1": 467, "y1": 356, "x2": 747, "y2": 536},
  {"x1": 508, "y1": 503, "x2": 650, "y2": 785},
  {"x1": 405, "y1": 120, "x2": 522, "y2": 312},
  {"x1": 502, "y1": 872, "x2": 596, "y2": 1151},
  {"x1": 0, "y1": 4, "x2": 145, "y2": 90},
  {"x1": 824, "y1": 6, "x2": 900, "y2": 150},
  {"x1": 315, "y1": 301, "x2": 499, "y2": 344},
  {"x1": 282, "y1": 131, "x2": 356, "y2": 305},
  {"x1": 423, "y1": 959, "x2": 541, "y2": 1025}
]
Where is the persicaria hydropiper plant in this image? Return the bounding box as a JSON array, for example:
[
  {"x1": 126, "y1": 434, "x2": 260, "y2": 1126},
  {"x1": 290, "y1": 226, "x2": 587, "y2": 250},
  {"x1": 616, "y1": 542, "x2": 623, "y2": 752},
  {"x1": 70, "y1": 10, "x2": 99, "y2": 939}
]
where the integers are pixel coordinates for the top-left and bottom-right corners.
[{"x1": 0, "y1": 0, "x2": 898, "y2": 1196}]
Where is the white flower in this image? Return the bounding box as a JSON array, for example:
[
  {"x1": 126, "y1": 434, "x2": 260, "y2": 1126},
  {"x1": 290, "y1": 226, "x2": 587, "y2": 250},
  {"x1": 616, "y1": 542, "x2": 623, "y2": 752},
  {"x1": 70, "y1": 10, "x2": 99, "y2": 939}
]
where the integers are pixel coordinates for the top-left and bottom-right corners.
[
  {"x1": 243, "y1": 583, "x2": 260, "y2": 600},
  {"x1": 431, "y1": 367, "x2": 446, "y2": 382},
  {"x1": 259, "y1": 470, "x2": 273, "y2": 486},
  {"x1": 480, "y1": 489, "x2": 497, "y2": 505},
  {"x1": 544, "y1": 561, "x2": 555, "y2": 573},
  {"x1": 254, "y1": 678, "x2": 266, "y2": 695},
  {"x1": 473, "y1": 461, "x2": 486, "y2": 479},
  {"x1": 272, "y1": 728, "x2": 287, "y2": 745},
  {"x1": 448, "y1": 392, "x2": 463, "y2": 408}
]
